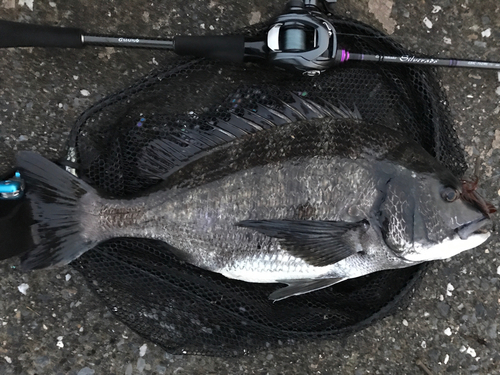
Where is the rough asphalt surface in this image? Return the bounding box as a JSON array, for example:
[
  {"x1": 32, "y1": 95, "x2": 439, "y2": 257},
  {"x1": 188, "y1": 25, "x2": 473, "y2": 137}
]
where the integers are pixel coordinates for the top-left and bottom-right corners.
[{"x1": 1, "y1": 0, "x2": 499, "y2": 374}]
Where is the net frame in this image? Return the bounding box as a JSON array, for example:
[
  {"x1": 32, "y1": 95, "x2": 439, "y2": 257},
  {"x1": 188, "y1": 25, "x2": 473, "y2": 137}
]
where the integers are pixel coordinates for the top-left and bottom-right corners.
[{"x1": 64, "y1": 15, "x2": 466, "y2": 356}]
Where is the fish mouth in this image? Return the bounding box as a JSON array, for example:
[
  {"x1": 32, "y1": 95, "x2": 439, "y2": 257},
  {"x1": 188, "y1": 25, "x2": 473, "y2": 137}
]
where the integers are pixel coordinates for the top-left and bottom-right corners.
[{"x1": 456, "y1": 217, "x2": 493, "y2": 240}]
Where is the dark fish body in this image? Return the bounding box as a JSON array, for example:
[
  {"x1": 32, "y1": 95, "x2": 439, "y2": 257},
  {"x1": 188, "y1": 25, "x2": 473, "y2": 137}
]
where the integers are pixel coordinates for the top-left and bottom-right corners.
[{"x1": 11, "y1": 110, "x2": 493, "y2": 300}]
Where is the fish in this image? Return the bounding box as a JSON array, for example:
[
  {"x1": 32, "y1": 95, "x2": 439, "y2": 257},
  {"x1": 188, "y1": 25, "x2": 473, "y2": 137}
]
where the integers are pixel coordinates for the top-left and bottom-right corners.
[{"x1": 4, "y1": 101, "x2": 494, "y2": 301}]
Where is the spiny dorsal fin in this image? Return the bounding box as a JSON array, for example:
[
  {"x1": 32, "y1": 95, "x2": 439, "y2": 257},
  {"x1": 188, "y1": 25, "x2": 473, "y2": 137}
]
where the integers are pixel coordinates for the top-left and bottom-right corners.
[{"x1": 138, "y1": 90, "x2": 360, "y2": 180}]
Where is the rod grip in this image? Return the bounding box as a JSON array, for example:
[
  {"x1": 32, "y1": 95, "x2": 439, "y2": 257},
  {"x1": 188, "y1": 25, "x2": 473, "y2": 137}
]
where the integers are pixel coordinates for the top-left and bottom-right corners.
[
  {"x1": 0, "y1": 19, "x2": 84, "y2": 48},
  {"x1": 173, "y1": 35, "x2": 245, "y2": 62}
]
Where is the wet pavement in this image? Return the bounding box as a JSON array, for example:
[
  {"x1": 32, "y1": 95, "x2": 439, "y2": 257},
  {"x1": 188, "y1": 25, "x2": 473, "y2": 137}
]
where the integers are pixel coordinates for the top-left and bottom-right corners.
[{"x1": 1, "y1": 0, "x2": 499, "y2": 374}]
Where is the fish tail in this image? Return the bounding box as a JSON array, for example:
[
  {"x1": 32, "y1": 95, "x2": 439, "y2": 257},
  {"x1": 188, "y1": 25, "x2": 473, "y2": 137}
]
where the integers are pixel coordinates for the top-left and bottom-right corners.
[{"x1": 13, "y1": 151, "x2": 99, "y2": 271}]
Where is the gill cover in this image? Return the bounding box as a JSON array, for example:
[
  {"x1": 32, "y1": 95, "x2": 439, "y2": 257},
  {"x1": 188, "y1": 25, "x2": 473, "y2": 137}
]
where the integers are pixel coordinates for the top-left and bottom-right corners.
[{"x1": 377, "y1": 175, "x2": 417, "y2": 254}]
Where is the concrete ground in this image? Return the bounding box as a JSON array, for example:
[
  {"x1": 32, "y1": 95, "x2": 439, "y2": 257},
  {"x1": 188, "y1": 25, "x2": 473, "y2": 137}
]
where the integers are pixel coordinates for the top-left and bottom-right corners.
[{"x1": 0, "y1": 0, "x2": 499, "y2": 374}]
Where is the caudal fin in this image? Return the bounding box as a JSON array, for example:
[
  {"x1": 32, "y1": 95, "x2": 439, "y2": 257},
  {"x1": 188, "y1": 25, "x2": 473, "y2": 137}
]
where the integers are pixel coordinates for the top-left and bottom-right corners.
[{"x1": 14, "y1": 151, "x2": 99, "y2": 271}]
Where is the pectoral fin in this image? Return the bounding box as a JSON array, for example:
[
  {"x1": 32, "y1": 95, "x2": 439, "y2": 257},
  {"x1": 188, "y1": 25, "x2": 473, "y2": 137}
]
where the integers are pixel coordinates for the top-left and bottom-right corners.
[
  {"x1": 269, "y1": 278, "x2": 344, "y2": 301},
  {"x1": 237, "y1": 219, "x2": 368, "y2": 267}
]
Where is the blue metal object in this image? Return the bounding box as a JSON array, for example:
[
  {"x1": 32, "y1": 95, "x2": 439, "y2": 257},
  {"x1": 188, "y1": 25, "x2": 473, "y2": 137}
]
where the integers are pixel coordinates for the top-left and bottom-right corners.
[{"x1": 0, "y1": 172, "x2": 25, "y2": 199}]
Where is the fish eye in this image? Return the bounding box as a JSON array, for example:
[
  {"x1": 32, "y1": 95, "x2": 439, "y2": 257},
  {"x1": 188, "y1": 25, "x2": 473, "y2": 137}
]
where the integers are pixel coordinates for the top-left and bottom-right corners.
[{"x1": 440, "y1": 187, "x2": 459, "y2": 202}]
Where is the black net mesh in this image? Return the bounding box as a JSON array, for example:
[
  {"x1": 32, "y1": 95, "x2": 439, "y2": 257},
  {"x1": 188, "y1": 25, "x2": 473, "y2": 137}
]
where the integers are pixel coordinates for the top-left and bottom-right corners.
[{"x1": 66, "y1": 15, "x2": 467, "y2": 356}]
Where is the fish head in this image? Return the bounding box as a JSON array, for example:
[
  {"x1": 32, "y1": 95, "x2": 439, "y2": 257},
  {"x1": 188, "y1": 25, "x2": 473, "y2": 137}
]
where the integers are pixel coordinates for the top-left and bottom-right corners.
[{"x1": 380, "y1": 168, "x2": 494, "y2": 263}]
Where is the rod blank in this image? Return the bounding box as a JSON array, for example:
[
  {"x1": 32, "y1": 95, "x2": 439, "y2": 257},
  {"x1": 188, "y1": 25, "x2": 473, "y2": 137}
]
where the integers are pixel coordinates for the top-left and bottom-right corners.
[
  {"x1": 82, "y1": 35, "x2": 174, "y2": 50},
  {"x1": 340, "y1": 51, "x2": 500, "y2": 70}
]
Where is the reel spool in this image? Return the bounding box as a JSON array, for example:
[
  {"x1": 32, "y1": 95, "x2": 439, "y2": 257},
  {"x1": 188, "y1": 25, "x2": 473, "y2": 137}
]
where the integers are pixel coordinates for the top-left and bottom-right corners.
[{"x1": 267, "y1": 0, "x2": 338, "y2": 75}]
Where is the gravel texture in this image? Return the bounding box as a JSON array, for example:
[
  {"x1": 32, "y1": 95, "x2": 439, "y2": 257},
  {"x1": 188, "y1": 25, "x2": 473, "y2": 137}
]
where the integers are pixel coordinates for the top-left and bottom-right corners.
[{"x1": 1, "y1": 0, "x2": 499, "y2": 374}]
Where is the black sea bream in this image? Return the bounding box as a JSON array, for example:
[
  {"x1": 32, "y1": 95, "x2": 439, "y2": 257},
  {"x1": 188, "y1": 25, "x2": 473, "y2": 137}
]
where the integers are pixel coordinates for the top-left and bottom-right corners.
[{"x1": 11, "y1": 104, "x2": 494, "y2": 301}]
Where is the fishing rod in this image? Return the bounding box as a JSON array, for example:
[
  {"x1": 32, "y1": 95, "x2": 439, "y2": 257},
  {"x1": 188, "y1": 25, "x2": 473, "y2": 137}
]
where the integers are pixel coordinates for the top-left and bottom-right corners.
[{"x1": 1, "y1": 0, "x2": 499, "y2": 75}]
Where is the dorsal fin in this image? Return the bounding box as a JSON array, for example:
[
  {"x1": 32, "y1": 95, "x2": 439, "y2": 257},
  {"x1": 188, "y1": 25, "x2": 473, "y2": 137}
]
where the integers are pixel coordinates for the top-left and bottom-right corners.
[{"x1": 138, "y1": 89, "x2": 360, "y2": 180}]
